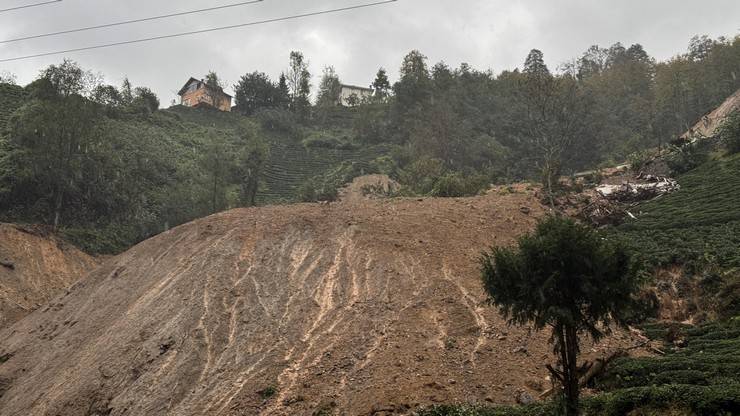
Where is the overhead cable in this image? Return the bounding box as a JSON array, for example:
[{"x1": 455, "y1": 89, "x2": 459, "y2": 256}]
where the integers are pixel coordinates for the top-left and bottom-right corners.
[
  {"x1": 0, "y1": 0, "x2": 397, "y2": 63},
  {"x1": 1, "y1": 0, "x2": 264, "y2": 44},
  {"x1": 0, "y1": 0, "x2": 61, "y2": 14}
]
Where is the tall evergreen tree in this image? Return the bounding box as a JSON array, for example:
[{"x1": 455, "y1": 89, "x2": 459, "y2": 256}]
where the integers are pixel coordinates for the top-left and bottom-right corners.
[
  {"x1": 276, "y1": 73, "x2": 291, "y2": 109},
  {"x1": 481, "y1": 216, "x2": 641, "y2": 416},
  {"x1": 371, "y1": 67, "x2": 391, "y2": 100},
  {"x1": 523, "y1": 49, "x2": 550, "y2": 77}
]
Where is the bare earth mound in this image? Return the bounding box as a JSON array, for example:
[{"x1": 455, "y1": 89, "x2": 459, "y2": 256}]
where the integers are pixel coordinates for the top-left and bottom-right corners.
[
  {"x1": 0, "y1": 223, "x2": 98, "y2": 329},
  {"x1": 0, "y1": 188, "x2": 637, "y2": 415}
]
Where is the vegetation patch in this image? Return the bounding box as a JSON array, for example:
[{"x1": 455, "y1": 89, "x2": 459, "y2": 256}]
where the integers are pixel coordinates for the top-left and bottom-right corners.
[
  {"x1": 416, "y1": 319, "x2": 740, "y2": 416},
  {"x1": 617, "y1": 153, "x2": 740, "y2": 269},
  {"x1": 257, "y1": 385, "x2": 277, "y2": 400}
]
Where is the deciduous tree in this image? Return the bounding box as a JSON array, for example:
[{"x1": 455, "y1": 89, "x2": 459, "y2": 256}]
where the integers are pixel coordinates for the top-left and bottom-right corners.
[
  {"x1": 287, "y1": 51, "x2": 311, "y2": 117},
  {"x1": 234, "y1": 71, "x2": 278, "y2": 115},
  {"x1": 316, "y1": 66, "x2": 342, "y2": 107}
]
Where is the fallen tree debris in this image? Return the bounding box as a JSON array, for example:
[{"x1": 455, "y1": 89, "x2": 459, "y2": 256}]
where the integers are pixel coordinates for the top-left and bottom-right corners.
[
  {"x1": 595, "y1": 177, "x2": 679, "y2": 202},
  {"x1": 579, "y1": 175, "x2": 680, "y2": 226}
]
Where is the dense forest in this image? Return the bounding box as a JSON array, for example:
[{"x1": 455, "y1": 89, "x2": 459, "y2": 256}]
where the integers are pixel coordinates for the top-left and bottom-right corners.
[{"x1": 0, "y1": 34, "x2": 738, "y2": 253}]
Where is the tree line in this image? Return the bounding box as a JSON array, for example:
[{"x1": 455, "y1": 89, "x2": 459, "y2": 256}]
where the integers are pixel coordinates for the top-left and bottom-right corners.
[
  {"x1": 0, "y1": 34, "x2": 737, "y2": 250},
  {"x1": 230, "y1": 35, "x2": 738, "y2": 200}
]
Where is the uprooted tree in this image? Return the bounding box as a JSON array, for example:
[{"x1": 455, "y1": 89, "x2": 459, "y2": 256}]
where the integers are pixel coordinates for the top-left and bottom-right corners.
[{"x1": 480, "y1": 216, "x2": 641, "y2": 416}]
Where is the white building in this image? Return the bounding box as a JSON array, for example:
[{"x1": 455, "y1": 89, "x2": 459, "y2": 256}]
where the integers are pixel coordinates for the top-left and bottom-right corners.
[{"x1": 338, "y1": 84, "x2": 374, "y2": 106}]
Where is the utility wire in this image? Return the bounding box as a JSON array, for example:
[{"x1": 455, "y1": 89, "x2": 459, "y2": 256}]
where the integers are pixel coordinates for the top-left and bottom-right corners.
[
  {"x1": 0, "y1": 0, "x2": 397, "y2": 63},
  {"x1": 0, "y1": 0, "x2": 60, "y2": 14},
  {"x1": 0, "y1": 0, "x2": 264, "y2": 44}
]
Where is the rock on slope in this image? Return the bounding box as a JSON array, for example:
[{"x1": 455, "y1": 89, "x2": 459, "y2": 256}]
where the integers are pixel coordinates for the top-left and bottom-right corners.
[
  {"x1": 0, "y1": 224, "x2": 98, "y2": 329},
  {"x1": 0, "y1": 187, "x2": 615, "y2": 415}
]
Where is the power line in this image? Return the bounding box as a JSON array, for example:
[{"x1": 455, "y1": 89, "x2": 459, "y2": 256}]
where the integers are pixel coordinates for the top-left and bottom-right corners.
[
  {"x1": 0, "y1": 0, "x2": 60, "y2": 14},
  {"x1": 0, "y1": 0, "x2": 264, "y2": 44},
  {"x1": 0, "y1": 0, "x2": 398, "y2": 63}
]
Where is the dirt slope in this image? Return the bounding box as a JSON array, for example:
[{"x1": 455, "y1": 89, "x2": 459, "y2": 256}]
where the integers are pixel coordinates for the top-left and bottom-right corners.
[
  {"x1": 681, "y1": 87, "x2": 740, "y2": 140},
  {"x1": 0, "y1": 186, "x2": 637, "y2": 415},
  {"x1": 0, "y1": 224, "x2": 98, "y2": 329}
]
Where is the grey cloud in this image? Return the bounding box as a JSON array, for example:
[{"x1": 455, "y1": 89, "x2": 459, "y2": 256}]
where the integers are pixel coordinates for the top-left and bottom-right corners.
[{"x1": 1, "y1": 0, "x2": 738, "y2": 104}]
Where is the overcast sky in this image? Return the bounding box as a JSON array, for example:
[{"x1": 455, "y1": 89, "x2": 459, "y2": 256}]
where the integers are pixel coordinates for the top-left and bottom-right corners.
[{"x1": 1, "y1": 0, "x2": 738, "y2": 105}]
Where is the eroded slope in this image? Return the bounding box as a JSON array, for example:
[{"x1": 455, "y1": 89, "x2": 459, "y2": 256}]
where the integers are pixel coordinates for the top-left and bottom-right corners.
[
  {"x1": 0, "y1": 224, "x2": 98, "y2": 329},
  {"x1": 0, "y1": 189, "x2": 632, "y2": 415}
]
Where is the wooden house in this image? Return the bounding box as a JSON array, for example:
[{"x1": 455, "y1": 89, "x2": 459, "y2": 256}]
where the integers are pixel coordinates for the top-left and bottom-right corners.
[{"x1": 178, "y1": 77, "x2": 232, "y2": 112}]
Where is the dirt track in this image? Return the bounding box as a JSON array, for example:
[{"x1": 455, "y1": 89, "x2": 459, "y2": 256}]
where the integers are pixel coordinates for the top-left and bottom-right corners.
[
  {"x1": 0, "y1": 182, "x2": 641, "y2": 415},
  {"x1": 0, "y1": 223, "x2": 98, "y2": 329}
]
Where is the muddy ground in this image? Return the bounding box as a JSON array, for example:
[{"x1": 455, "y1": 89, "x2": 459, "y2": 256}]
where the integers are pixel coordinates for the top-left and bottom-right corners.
[
  {"x1": 0, "y1": 223, "x2": 98, "y2": 329},
  {"x1": 0, "y1": 182, "x2": 648, "y2": 415}
]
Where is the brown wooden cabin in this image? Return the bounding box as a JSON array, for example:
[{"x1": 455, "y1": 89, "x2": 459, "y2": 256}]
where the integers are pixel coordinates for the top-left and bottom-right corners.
[{"x1": 177, "y1": 77, "x2": 232, "y2": 112}]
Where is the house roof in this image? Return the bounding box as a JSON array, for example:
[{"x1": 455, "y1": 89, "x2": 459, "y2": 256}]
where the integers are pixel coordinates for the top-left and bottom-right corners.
[
  {"x1": 177, "y1": 77, "x2": 232, "y2": 98},
  {"x1": 340, "y1": 83, "x2": 373, "y2": 92},
  {"x1": 681, "y1": 88, "x2": 740, "y2": 140}
]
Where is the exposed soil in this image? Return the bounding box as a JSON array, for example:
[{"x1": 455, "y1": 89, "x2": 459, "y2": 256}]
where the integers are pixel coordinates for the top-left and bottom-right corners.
[
  {"x1": 0, "y1": 181, "x2": 649, "y2": 415},
  {"x1": 0, "y1": 223, "x2": 99, "y2": 329}
]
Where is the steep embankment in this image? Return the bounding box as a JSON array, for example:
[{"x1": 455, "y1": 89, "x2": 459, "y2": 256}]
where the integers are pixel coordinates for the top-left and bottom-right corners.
[
  {"x1": 0, "y1": 224, "x2": 98, "y2": 329},
  {"x1": 0, "y1": 186, "x2": 638, "y2": 416}
]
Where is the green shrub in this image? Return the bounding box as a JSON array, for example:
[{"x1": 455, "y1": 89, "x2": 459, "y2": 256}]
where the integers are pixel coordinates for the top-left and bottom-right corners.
[
  {"x1": 416, "y1": 384, "x2": 740, "y2": 416},
  {"x1": 368, "y1": 155, "x2": 398, "y2": 176},
  {"x1": 258, "y1": 385, "x2": 277, "y2": 399},
  {"x1": 296, "y1": 179, "x2": 338, "y2": 202},
  {"x1": 414, "y1": 403, "x2": 553, "y2": 416},
  {"x1": 430, "y1": 172, "x2": 488, "y2": 197},
  {"x1": 60, "y1": 224, "x2": 140, "y2": 255},
  {"x1": 255, "y1": 108, "x2": 303, "y2": 138},
  {"x1": 397, "y1": 158, "x2": 490, "y2": 197},
  {"x1": 302, "y1": 131, "x2": 357, "y2": 150},
  {"x1": 597, "y1": 320, "x2": 740, "y2": 392},
  {"x1": 582, "y1": 384, "x2": 740, "y2": 416},
  {"x1": 296, "y1": 161, "x2": 375, "y2": 202},
  {"x1": 665, "y1": 142, "x2": 710, "y2": 175},
  {"x1": 398, "y1": 158, "x2": 447, "y2": 195},
  {"x1": 627, "y1": 150, "x2": 655, "y2": 173}
]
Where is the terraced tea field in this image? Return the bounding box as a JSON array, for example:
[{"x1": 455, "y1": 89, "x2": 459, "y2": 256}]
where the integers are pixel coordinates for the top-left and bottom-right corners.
[{"x1": 619, "y1": 153, "x2": 740, "y2": 268}]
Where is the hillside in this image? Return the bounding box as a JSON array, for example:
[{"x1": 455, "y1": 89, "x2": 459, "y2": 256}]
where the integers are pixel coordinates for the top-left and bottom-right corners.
[
  {"x1": 619, "y1": 153, "x2": 740, "y2": 269},
  {"x1": 0, "y1": 91, "x2": 391, "y2": 254},
  {"x1": 0, "y1": 185, "x2": 646, "y2": 416},
  {"x1": 0, "y1": 223, "x2": 99, "y2": 329},
  {"x1": 165, "y1": 106, "x2": 388, "y2": 205}
]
